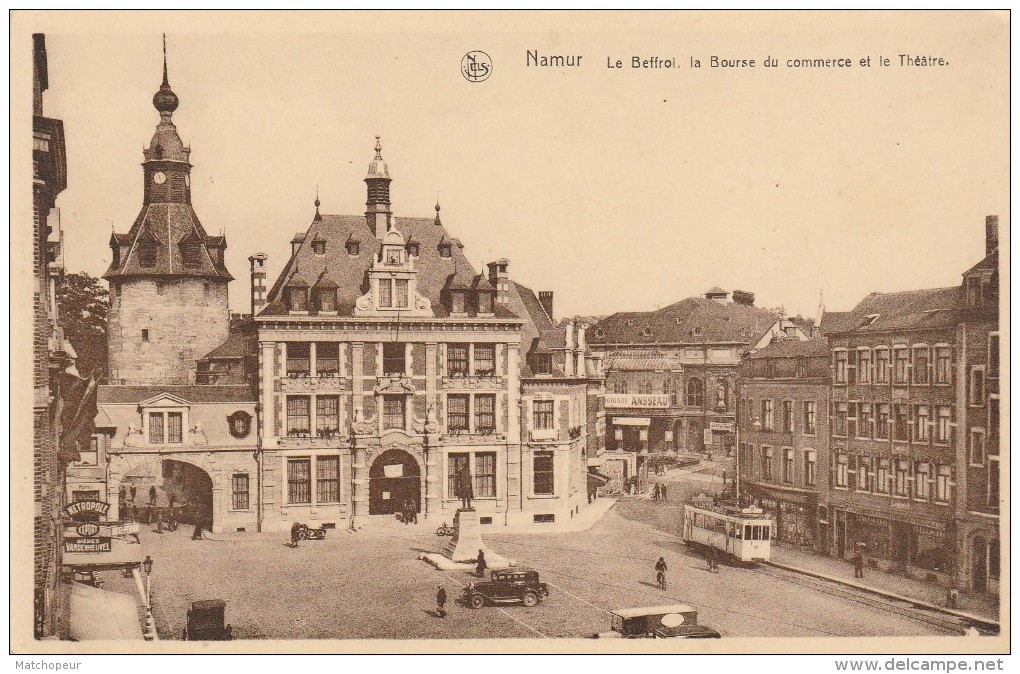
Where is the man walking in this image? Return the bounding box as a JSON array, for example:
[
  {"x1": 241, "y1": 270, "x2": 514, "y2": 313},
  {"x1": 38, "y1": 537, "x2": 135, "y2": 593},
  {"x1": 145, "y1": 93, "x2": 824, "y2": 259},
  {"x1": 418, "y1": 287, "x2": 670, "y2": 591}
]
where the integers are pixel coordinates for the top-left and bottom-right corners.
[
  {"x1": 653, "y1": 483, "x2": 660, "y2": 501},
  {"x1": 661, "y1": 484, "x2": 667, "y2": 502},
  {"x1": 436, "y1": 586, "x2": 448, "y2": 618},
  {"x1": 149, "y1": 485, "x2": 157, "y2": 505},
  {"x1": 853, "y1": 548, "x2": 865, "y2": 579},
  {"x1": 291, "y1": 522, "x2": 302, "y2": 548},
  {"x1": 476, "y1": 549, "x2": 487, "y2": 578}
]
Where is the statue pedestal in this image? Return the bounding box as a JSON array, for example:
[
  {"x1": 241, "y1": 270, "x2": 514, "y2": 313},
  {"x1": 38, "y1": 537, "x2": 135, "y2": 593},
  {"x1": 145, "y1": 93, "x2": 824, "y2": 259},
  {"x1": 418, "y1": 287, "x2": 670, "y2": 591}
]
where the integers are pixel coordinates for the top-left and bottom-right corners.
[{"x1": 445, "y1": 508, "x2": 485, "y2": 563}]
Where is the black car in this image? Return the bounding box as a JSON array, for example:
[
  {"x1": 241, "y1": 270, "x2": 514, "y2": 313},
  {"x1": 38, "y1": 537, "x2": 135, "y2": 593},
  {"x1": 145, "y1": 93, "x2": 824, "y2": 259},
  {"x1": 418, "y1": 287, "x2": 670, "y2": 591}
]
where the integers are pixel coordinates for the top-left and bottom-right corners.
[
  {"x1": 463, "y1": 568, "x2": 549, "y2": 608},
  {"x1": 184, "y1": 599, "x2": 233, "y2": 640}
]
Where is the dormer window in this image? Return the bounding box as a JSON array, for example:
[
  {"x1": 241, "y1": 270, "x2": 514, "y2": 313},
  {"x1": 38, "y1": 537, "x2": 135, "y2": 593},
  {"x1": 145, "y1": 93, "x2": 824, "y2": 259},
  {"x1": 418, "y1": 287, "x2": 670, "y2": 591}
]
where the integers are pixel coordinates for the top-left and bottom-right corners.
[
  {"x1": 378, "y1": 279, "x2": 409, "y2": 309},
  {"x1": 641, "y1": 327, "x2": 652, "y2": 337},
  {"x1": 407, "y1": 243, "x2": 419, "y2": 257},
  {"x1": 181, "y1": 243, "x2": 202, "y2": 267},
  {"x1": 312, "y1": 240, "x2": 326, "y2": 256},
  {"x1": 626, "y1": 320, "x2": 634, "y2": 327},
  {"x1": 346, "y1": 241, "x2": 360, "y2": 256},
  {"x1": 477, "y1": 291, "x2": 493, "y2": 314},
  {"x1": 533, "y1": 353, "x2": 552, "y2": 375},
  {"x1": 139, "y1": 243, "x2": 157, "y2": 267},
  {"x1": 439, "y1": 243, "x2": 452, "y2": 258},
  {"x1": 594, "y1": 328, "x2": 604, "y2": 338},
  {"x1": 451, "y1": 290, "x2": 466, "y2": 314},
  {"x1": 385, "y1": 247, "x2": 403, "y2": 265},
  {"x1": 693, "y1": 326, "x2": 703, "y2": 336},
  {"x1": 315, "y1": 289, "x2": 337, "y2": 313},
  {"x1": 288, "y1": 287, "x2": 308, "y2": 312}
]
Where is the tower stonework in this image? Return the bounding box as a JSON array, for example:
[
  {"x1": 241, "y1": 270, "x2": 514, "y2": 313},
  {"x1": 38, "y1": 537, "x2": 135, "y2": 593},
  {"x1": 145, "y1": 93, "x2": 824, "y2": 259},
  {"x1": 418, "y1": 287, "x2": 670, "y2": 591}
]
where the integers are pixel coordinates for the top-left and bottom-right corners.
[{"x1": 104, "y1": 41, "x2": 232, "y2": 385}]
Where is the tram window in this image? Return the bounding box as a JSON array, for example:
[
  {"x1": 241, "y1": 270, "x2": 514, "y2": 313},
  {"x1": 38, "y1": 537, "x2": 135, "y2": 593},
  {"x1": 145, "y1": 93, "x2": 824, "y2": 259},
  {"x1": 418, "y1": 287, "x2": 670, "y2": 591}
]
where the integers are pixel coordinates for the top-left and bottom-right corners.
[
  {"x1": 745, "y1": 525, "x2": 751, "y2": 539},
  {"x1": 762, "y1": 527, "x2": 770, "y2": 540},
  {"x1": 734, "y1": 524, "x2": 742, "y2": 539}
]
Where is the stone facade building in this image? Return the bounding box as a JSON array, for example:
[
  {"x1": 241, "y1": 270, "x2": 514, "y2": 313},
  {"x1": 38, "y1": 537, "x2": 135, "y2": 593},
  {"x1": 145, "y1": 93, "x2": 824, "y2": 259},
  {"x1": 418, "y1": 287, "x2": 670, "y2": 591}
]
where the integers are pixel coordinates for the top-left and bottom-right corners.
[
  {"x1": 252, "y1": 140, "x2": 599, "y2": 531},
  {"x1": 737, "y1": 338, "x2": 830, "y2": 550},
  {"x1": 588, "y1": 289, "x2": 805, "y2": 490}
]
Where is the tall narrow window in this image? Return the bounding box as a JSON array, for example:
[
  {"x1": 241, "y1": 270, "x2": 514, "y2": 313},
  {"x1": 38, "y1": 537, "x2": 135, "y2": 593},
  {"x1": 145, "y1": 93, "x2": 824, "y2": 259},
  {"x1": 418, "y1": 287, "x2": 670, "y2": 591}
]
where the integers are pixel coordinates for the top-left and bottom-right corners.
[
  {"x1": 782, "y1": 401, "x2": 794, "y2": 432},
  {"x1": 287, "y1": 458, "x2": 311, "y2": 504},
  {"x1": 475, "y1": 452, "x2": 496, "y2": 498},
  {"x1": 231, "y1": 474, "x2": 250, "y2": 510},
  {"x1": 763, "y1": 446, "x2": 773, "y2": 480},
  {"x1": 987, "y1": 458, "x2": 999, "y2": 508},
  {"x1": 317, "y1": 456, "x2": 340, "y2": 503},
  {"x1": 475, "y1": 394, "x2": 496, "y2": 433},
  {"x1": 288, "y1": 287, "x2": 308, "y2": 312},
  {"x1": 805, "y1": 450, "x2": 816, "y2": 486},
  {"x1": 686, "y1": 378, "x2": 704, "y2": 407},
  {"x1": 395, "y1": 279, "x2": 409, "y2": 308},
  {"x1": 876, "y1": 403, "x2": 890, "y2": 439},
  {"x1": 316, "y1": 343, "x2": 339, "y2": 376},
  {"x1": 894, "y1": 459, "x2": 909, "y2": 496},
  {"x1": 835, "y1": 453, "x2": 848, "y2": 488},
  {"x1": 447, "y1": 395, "x2": 469, "y2": 432},
  {"x1": 316, "y1": 289, "x2": 336, "y2": 313},
  {"x1": 379, "y1": 279, "x2": 393, "y2": 308},
  {"x1": 988, "y1": 334, "x2": 999, "y2": 377},
  {"x1": 803, "y1": 401, "x2": 817, "y2": 434},
  {"x1": 856, "y1": 457, "x2": 871, "y2": 492},
  {"x1": 935, "y1": 465, "x2": 951, "y2": 502},
  {"x1": 316, "y1": 396, "x2": 340, "y2": 436},
  {"x1": 783, "y1": 448, "x2": 794, "y2": 483},
  {"x1": 761, "y1": 399, "x2": 774, "y2": 430},
  {"x1": 969, "y1": 367, "x2": 985, "y2": 405},
  {"x1": 858, "y1": 349, "x2": 872, "y2": 383},
  {"x1": 936, "y1": 406, "x2": 952, "y2": 443},
  {"x1": 913, "y1": 347, "x2": 930, "y2": 384},
  {"x1": 533, "y1": 451, "x2": 554, "y2": 495},
  {"x1": 969, "y1": 429, "x2": 985, "y2": 465},
  {"x1": 833, "y1": 402, "x2": 847, "y2": 436},
  {"x1": 875, "y1": 348, "x2": 890, "y2": 383},
  {"x1": 533, "y1": 400, "x2": 555, "y2": 430},
  {"x1": 914, "y1": 405, "x2": 929, "y2": 441},
  {"x1": 447, "y1": 344, "x2": 469, "y2": 376},
  {"x1": 383, "y1": 396, "x2": 406, "y2": 430},
  {"x1": 474, "y1": 344, "x2": 496, "y2": 376},
  {"x1": 893, "y1": 347, "x2": 909, "y2": 383},
  {"x1": 834, "y1": 350, "x2": 848, "y2": 384},
  {"x1": 876, "y1": 459, "x2": 890, "y2": 493},
  {"x1": 858, "y1": 403, "x2": 873, "y2": 438},
  {"x1": 287, "y1": 396, "x2": 310, "y2": 436},
  {"x1": 914, "y1": 461, "x2": 930, "y2": 500},
  {"x1": 894, "y1": 404, "x2": 910, "y2": 441},
  {"x1": 148, "y1": 412, "x2": 164, "y2": 444},
  {"x1": 139, "y1": 243, "x2": 157, "y2": 267},
  {"x1": 167, "y1": 412, "x2": 183, "y2": 444},
  {"x1": 935, "y1": 346, "x2": 952, "y2": 384}
]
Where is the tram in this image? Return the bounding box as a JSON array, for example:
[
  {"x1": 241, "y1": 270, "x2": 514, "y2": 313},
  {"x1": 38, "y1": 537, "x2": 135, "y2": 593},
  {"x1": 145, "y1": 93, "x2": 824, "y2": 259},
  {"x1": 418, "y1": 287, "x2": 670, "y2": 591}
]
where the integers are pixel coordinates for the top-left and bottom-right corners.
[{"x1": 681, "y1": 502, "x2": 773, "y2": 564}]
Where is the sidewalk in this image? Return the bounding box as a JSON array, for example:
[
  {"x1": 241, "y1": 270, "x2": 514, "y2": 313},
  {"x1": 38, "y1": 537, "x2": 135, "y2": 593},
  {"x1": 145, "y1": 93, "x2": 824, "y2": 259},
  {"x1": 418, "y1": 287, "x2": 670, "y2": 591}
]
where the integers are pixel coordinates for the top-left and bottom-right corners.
[{"x1": 769, "y1": 543, "x2": 1000, "y2": 624}]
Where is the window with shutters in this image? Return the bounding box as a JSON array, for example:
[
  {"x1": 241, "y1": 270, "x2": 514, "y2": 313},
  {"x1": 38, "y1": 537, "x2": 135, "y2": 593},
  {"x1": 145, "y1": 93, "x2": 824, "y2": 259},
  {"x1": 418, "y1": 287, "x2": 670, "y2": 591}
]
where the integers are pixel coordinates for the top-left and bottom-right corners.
[
  {"x1": 148, "y1": 412, "x2": 164, "y2": 444},
  {"x1": 139, "y1": 243, "x2": 158, "y2": 267},
  {"x1": 167, "y1": 412, "x2": 182, "y2": 443},
  {"x1": 181, "y1": 243, "x2": 202, "y2": 267}
]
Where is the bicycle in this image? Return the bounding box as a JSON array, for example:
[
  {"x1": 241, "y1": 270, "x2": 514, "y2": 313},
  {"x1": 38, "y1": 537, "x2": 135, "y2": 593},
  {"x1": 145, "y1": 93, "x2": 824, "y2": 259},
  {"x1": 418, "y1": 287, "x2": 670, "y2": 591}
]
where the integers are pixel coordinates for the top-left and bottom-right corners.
[
  {"x1": 436, "y1": 522, "x2": 454, "y2": 537},
  {"x1": 656, "y1": 571, "x2": 667, "y2": 591}
]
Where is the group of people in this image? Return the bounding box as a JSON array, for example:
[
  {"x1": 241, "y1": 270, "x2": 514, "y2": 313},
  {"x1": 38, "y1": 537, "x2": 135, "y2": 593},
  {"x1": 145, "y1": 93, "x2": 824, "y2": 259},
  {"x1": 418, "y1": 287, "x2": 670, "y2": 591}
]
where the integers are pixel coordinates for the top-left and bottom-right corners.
[
  {"x1": 651, "y1": 483, "x2": 668, "y2": 501},
  {"x1": 399, "y1": 499, "x2": 418, "y2": 525}
]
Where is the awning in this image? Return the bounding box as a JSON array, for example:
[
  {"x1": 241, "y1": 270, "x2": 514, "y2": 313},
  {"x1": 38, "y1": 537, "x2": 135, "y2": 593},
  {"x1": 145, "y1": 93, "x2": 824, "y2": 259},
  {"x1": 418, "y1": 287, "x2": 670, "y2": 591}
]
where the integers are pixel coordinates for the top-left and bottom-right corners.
[
  {"x1": 587, "y1": 470, "x2": 611, "y2": 486},
  {"x1": 63, "y1": 538, "x2": 145, "y2": 570},
  {"x1": 69, "y1": 582, "x2": 144, "y2": 640},
  {"x1": 612, "y1": 417, "x2": 650, "y2": 426}
]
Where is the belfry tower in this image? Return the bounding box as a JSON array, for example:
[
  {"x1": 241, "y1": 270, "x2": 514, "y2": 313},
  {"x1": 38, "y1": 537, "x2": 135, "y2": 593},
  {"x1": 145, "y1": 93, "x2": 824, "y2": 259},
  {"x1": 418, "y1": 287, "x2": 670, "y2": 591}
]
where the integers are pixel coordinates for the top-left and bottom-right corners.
[{"x1": 104, "y1": 37, "x2": 232, "y2": 385}]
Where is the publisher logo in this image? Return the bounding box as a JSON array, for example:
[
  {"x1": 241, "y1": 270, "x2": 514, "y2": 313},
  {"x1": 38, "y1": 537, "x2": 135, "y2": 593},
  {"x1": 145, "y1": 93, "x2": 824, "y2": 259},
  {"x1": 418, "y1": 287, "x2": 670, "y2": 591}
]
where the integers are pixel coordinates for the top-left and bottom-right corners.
[{"x1": 461, "y1": 51, "x2": 492, "y2": 82}]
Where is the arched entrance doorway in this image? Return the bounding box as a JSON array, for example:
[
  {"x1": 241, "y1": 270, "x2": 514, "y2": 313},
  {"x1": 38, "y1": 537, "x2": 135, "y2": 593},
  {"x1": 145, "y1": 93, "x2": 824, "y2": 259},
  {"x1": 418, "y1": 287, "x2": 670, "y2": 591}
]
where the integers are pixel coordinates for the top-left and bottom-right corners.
[
  {"x1": 369, "y1": 449, "x2": 421, "y2": 515},
  {"x1": 972, "y1": 535, "x2": 988, "y2": 593},
  {"x1": 121, "y1": 458, "x2": 214, "y2": 530}
]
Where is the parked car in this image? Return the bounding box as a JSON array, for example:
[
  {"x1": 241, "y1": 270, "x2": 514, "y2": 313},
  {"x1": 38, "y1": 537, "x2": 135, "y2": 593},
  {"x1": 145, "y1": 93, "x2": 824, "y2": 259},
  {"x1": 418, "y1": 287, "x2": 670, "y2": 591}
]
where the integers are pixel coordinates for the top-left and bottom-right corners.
[
  {"x1": 184, "y1": 599, "x2": 233, "y2": 640},
  {"x1": 594, "y1": 604, "x2": 721, "y2": 639},
  {"x1": 463, "y1": 568, "x2": 549, "y2": 608}
]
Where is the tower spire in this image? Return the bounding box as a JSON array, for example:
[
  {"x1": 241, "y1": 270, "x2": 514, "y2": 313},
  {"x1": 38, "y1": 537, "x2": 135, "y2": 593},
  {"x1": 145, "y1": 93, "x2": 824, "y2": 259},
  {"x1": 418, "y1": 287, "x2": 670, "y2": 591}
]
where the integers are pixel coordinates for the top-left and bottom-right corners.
[
  {"x1": 314, "y1": 186, "x2": 321, "y2": 221},
  {"x1": 162, "y1": 33, "x2": 168, "y2": 85}
]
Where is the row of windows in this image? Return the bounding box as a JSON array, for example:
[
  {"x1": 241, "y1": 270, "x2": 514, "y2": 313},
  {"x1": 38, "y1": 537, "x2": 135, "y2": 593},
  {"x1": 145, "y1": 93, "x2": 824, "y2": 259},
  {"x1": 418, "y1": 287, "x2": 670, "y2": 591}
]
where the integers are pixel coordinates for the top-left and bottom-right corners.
[
  {"x1": 286, "y1": 456, "x2": 342, "y2": 505},
  {"x1": 132, "y1": 241, "x2": 206, "y2": 268},
  {"x1": 742, "y1": 399, "x2": 818, "y2": 435},
  {"x1": 830, "y1": 402, "x2": 955, "y2": 444},
  {"x1": 833, "y1": 345, "x2": 952, "y2": 385},
  {"x1": 832, "y1": 453, "x2": 954, "y2": 503},
  {"x1": 742, "y1": 443, "x2": 817, "y2": 486},
  {"x1": 284, "y1": 342, "x2": 501, "y2": 378},
  {"x1": 285, "y1": 395, "x2": 343, "y2": 436}
]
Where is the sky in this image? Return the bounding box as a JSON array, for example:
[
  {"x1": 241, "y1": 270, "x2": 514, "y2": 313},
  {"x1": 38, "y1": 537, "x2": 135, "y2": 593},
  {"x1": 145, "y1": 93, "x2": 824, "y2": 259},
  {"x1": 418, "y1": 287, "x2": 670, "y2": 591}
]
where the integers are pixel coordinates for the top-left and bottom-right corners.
[{"x1": 25, "y1": 11, "x2": 1009, "y2": 321}]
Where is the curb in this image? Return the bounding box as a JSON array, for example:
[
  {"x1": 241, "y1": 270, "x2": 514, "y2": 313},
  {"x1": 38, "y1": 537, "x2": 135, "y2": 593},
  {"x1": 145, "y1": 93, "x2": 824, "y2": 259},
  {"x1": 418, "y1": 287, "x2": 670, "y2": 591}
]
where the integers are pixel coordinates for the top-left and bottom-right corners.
[{"x1": 766, "y1": 560, "x2": 999, "y2": 629}]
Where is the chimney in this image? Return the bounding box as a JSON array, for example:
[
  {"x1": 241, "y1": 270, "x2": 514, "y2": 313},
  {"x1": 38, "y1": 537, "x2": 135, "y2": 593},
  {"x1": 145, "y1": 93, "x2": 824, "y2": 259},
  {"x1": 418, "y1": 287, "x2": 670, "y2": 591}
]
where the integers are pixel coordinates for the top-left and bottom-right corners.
[
  {"x1": 249, "y1": 253, "x2": 268, "y2": 316},
  {"x1": 577, "y1": 323, "x2": 587, "y2": 352},
  {"x1": 563, "y1": 320, "x2": 576, "y2": 377},
  {"x1": 538, "y1": 291, "x2": 554, "y2": 320},
  {"x1": 986, "y1": 215, "x2": 999, "y2": 257},
  {"x1": 487, "y1": 258, "x2": 511, "y2": 305}
]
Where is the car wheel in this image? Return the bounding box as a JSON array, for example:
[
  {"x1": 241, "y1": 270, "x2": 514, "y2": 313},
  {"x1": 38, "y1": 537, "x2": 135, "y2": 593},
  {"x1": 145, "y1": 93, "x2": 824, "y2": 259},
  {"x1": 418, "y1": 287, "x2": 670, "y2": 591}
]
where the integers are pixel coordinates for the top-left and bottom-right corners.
[
  {"x1": 521, "y1": 591, "x2": 538, "y2": 608},
  {"x1": 469, "y1": 594, "x2": 485, "y2": 609}
]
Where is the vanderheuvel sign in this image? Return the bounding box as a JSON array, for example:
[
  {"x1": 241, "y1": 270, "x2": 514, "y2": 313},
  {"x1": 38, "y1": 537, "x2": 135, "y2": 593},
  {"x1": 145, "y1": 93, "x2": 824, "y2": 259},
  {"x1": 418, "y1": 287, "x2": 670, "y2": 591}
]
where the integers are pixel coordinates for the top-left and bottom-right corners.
[{"x1": 64, "y1": 537, "x2": 112, "y2": 553}]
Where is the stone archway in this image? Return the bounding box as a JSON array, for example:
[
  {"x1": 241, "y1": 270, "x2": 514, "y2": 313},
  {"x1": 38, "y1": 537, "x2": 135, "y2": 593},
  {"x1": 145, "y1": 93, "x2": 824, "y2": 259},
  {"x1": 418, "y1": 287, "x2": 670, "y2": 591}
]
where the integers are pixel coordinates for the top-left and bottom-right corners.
[
  {"x1": 368, "y1": 449, "x2": 421, "y2": 516},
  {"x1": 117, "y1": 456, "x2": 215, "y2": 531}
]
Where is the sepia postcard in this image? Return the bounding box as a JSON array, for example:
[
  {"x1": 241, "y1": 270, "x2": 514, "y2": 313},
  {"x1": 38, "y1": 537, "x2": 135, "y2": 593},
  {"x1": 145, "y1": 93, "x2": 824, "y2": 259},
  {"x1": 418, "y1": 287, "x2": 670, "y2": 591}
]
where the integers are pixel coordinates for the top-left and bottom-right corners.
[{"x1": 11, "y1": 9, "x2": 1009, "y2": 657}]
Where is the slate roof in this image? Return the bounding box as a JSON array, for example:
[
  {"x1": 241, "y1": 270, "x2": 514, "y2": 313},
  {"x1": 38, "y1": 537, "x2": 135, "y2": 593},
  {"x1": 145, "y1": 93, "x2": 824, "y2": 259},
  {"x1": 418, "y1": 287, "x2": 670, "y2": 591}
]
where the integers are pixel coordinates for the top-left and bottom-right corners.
[
  {"x1": 589, "y1": 296, "x2": 777, "y2": 345},
  {"x1": 606, "y1": 357, "x2": 681, "y2": 371},
  {"x1": 746, "y1": 337, "x2": 829, "y2": 360},
  {"x1": 820, "y1": 286, "x2": 962, "y2": 335},
  {"x1": 502, "y1": 281, "x2": 563, "y2": 377},
  {"x1": 98, "y1": 385, "x2": 256, "y2": 405},
  {"x1": 261, "y1": 213, "x2": 518, "y2": 319},
  {"x1": 202, "y1": 330, "x2": 253, "y2": 360}
]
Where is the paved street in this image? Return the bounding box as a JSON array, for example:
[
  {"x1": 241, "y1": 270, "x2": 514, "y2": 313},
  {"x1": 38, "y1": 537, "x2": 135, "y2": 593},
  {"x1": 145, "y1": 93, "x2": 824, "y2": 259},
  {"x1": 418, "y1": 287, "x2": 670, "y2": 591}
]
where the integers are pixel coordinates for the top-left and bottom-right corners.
[{"x1": 97, "y1": 492, "x2": 959, "y2": 640}]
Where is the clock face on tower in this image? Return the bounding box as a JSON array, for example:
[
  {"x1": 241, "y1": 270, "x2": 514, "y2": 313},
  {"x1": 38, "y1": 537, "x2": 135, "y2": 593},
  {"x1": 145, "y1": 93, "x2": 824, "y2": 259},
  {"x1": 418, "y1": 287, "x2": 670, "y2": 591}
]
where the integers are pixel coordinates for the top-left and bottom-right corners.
[{"x1": 152, "y1": 171, "x2": 166, "y2": 185}]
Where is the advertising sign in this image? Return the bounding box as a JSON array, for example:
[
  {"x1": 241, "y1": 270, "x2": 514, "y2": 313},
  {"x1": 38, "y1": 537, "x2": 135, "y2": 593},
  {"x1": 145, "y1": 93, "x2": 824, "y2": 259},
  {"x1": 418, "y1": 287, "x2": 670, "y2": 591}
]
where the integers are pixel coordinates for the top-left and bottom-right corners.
[
  {"x1": 64, "y1": 537, "x2": 113, "y2": 553},
  {"x1": 64, "y1": 499, "x2": 110, "y2": 519}
]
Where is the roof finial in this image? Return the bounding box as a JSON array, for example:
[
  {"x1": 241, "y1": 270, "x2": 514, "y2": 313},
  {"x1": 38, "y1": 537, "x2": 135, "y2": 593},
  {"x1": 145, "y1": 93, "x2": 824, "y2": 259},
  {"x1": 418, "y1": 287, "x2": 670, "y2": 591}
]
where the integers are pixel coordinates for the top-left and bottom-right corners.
[
  {"x1": 374, "y1": 135, "x2": 383, "y2": 160},
  {"x1": 162, "y1": 33, "x2": 168, "y2": 85},
  {"x1": 314, "y1": 186, "x2": 322, "y2": 221},
  {"x1": 153, "y1": 34, "x2": 179, "y2": 114},
  {"x1": 434, "y1": 196, "x2": 442, "y2": 226}
]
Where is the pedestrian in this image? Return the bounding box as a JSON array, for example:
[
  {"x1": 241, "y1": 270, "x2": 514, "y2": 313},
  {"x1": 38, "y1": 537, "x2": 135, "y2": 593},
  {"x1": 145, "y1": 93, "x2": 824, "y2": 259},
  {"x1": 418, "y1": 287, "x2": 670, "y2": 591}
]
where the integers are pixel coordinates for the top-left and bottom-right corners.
[
  {"x1": 436, "y1": 586, "x2": 448, "y2": 618},
  {"x1": 291, "y1": 522, "x2": 302, "y2": 548},
  {"x1": 131, "y1": 504, "x2": 138, "y2": 522},
  {"x1": 149, "y1": 485, "x2": 157, "y2": 505},
  {"x1": 655, "y1": 556, "x2": 668, "y2": 590},
  {"x1": 476, "y1": 549, "x2": 487, "y2": 578},
  {"x1": 145, "y1": 505, "x2": 153, "y2": 525},
  {"x1": 156, "y1": 511, "x2": 164, "y2": 534},
  {"x1": 130, "y1": 485, "x2": 137, "y2": 501},
  {"x1": 192, "y1": 522, "x2": 203, "y2": 540},
  {"x1": 409, "y1": 501, "x2": 418, "y2": 525},
  {"x1": 853, "y1": 550, "x2": 865, "y2": 579},
  {"x1": 168, "y1": 507, "x2": 178, "y2": 532},
  {"x1": 119, "y1": 485, "x2": 127, "y2": 503},
  {"x1": 652, "y1": 484, "x2": 659, "y2": 501},
  {"x1": 168, "y1": 493, "x2": 176, "y2": 510},
  {"x1": 661, "y1": 484, "x2": 667, "y2": 502}
]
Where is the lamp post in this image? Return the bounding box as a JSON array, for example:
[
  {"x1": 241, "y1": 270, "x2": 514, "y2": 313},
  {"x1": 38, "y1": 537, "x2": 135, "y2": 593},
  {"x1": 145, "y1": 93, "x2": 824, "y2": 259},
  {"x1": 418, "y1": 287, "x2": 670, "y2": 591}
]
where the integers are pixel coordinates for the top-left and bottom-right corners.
[
  {"x1": 348, "y1": 430, "x2": 358, "y2": 532},
  {"x1": 422, "y1": 406, "x2": 431, "y2": 520},
  {"x1": 142, "y1": 555, "x2": 155, "y2": 640}
]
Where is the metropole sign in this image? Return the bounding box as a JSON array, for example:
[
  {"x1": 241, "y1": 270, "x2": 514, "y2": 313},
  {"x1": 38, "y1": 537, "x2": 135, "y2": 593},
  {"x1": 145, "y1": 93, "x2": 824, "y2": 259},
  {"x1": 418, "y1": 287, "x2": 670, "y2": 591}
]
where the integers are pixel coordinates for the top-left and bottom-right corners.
[{"x1": 63, "y1": 499, "x2": 113, "y2": 553}]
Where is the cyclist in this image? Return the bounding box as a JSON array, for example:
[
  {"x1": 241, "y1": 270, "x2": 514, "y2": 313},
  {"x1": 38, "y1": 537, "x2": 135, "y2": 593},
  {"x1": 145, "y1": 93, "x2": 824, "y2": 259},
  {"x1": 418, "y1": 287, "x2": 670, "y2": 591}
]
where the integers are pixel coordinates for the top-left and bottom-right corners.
[{"x1": 655, "y1": 557, "x2": 668, "y2": 590}]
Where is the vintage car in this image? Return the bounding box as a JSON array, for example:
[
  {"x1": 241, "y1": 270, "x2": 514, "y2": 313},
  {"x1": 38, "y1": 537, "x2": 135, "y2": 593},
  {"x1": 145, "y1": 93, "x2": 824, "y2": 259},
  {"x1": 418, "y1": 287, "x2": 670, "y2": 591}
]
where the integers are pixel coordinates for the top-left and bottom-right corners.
[
  {"x1": 463, "y1": 568, "x2": 549, "y2": 608},
  {"x1": 594, "y1": 604, "x2": 721, "y2": 639},
  {"x1": 183, "y1": 599, "x2": 233, "y2": 640}
]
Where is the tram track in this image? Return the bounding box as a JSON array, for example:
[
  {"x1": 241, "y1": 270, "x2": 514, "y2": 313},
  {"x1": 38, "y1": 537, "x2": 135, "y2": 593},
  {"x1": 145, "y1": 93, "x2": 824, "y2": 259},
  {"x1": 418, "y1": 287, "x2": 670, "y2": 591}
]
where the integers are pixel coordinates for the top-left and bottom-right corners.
[{"x1": 751, "y1": 564, "x2": 996, "y2": 636}]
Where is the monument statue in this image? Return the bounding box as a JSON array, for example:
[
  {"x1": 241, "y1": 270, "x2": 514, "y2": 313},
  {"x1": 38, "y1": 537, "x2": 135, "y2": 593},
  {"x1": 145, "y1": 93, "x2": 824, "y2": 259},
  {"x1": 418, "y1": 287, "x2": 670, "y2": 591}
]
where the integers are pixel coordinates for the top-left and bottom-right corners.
[{"x1": 456, "y1": 463, "x2": 474, "y2": 509}]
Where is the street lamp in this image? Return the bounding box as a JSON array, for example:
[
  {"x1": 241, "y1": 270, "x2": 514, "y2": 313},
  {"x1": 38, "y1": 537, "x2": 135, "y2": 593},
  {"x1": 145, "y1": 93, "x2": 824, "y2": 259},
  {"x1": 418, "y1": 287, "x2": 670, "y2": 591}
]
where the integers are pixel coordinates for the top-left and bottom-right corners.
[{"x1": 141, "y1": 555, "x2": 155, "y2": 640}]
